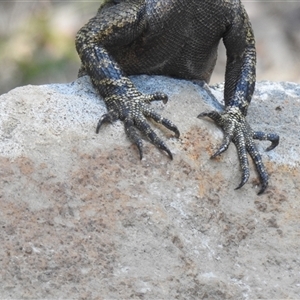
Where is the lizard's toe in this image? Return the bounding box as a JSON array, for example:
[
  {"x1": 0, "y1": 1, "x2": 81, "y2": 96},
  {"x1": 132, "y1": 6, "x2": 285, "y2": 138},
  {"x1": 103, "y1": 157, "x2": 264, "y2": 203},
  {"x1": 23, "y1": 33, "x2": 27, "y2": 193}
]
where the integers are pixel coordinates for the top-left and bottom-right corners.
[
  {"x1": 96, "y1": 110, "x2": 118, "y2": 133},
  {"x1": 233, "y1": 131, "x2": 250, "y2": 190},
  {"x1": 124, "y1": 118, "x2": 144, "y2": 159},
  {"x1": 246, "y1": 140, "x2": 269, "y2": 195},
  {"x1": 145, "y1": 109, "x2": 180, "y2": 138},
  {"x1": 147, "y1": 92, "x2": 169, "y2": 104},
  {"x1": 134, "y1": 113, "x2": 174, "y2": 159},
  {"x1": 253, "y1": 131, "x2": 279, "y2": 151}
]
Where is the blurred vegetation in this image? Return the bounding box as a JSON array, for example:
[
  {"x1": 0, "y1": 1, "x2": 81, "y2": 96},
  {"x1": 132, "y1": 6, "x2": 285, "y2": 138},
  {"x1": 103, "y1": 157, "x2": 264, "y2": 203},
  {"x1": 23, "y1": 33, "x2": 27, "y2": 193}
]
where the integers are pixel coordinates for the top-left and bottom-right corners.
[
  {"x1": 0, "y1": 1, "x2": 300, "y2": 95},
  {"x1": 0, "y1": 1, "x2": 102, "y2": 94}
]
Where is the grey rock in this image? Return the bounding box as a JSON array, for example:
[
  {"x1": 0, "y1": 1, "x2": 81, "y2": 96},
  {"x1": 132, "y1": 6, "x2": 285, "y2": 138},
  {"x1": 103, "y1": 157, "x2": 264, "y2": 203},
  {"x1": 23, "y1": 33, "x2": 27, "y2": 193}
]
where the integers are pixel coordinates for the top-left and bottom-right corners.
[{"x1": 0, "y1": 76, "x2": 300, "y2": 299}]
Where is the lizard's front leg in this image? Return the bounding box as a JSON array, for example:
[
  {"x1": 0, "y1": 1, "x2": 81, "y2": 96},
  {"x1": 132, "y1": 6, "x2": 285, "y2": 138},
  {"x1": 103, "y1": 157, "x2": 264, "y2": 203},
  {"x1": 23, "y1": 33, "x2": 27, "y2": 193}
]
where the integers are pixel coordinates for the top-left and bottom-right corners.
[
  {"x1": 75, "y1": 2, "x2": 179, "y2": 160},
  {"x1": 198, "y1": 6, "x2": 279, "y2": 194}
]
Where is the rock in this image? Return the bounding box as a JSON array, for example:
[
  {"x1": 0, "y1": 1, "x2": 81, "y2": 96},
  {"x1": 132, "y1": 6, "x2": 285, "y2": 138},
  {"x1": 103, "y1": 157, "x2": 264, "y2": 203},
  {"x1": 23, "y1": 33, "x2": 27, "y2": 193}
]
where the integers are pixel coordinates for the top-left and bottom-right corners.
[{"x1": 0, "y1": 76, "x2": 300, "y2": 299}]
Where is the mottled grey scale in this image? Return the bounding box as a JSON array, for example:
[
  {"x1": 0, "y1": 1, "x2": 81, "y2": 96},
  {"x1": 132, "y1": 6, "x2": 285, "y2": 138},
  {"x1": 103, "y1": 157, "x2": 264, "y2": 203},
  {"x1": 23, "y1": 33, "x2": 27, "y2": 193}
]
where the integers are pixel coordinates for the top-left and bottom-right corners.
[{"x1": 75, "y1": 0, "x2": 279, "y2": 194}]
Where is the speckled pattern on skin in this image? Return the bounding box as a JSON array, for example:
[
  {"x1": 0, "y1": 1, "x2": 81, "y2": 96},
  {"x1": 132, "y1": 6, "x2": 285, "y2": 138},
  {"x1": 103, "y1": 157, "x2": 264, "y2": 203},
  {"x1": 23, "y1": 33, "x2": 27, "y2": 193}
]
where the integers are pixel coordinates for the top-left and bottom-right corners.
[{"x1": 75, "y1": 0, "x2": 279, "y2": 194}]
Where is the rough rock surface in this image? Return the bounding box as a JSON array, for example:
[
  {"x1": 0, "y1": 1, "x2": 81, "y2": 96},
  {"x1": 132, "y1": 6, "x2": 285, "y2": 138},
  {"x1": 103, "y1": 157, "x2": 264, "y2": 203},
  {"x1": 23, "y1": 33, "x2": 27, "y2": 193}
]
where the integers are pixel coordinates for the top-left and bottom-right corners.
[{"x1": 1, "y1": 76, "x2": 300, "y2": 299}]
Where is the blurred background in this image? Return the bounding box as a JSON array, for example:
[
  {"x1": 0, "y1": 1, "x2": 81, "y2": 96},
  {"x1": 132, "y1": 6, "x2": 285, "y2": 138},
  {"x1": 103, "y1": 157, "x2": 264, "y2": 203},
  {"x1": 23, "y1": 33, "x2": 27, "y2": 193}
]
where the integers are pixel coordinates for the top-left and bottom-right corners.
[{"x1": 0, "y1": 0, "x2": 300, "y2": 95}]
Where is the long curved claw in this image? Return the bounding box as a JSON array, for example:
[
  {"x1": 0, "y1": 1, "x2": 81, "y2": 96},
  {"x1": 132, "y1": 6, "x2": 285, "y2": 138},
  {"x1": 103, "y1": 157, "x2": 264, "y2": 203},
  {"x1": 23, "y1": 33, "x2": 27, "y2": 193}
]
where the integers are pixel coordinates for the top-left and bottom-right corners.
[
  {"x1": 198, "y1": 111, "x2": 223, "y2": 123},
  {"x1": 235, "y1": 171, "x2": 250, "y2": 191},
  {"x1": 96, "y1": 111, "x2": 118, "y2": 133},
  {"x1": 253, "y1": 131, "x2": 279, "y2": 151},
  {"x1": 153, "y1": 137, "x2": 173, "y2": 160},
  {"x1": 161, "y1": 117, "x2": 180, "y2": 138},
  {"x1": 161, "y1": 145, "x2": 173, "y2": 160},
  {"x1": 257, "y1": 179, "x2": 268, "y2": 195},
  {"x1": 211, "y1": 131, "x2": 234, "y2": 158},
  {"x1": 96, "y1": 113, "x2": 111, "y2": 133}
]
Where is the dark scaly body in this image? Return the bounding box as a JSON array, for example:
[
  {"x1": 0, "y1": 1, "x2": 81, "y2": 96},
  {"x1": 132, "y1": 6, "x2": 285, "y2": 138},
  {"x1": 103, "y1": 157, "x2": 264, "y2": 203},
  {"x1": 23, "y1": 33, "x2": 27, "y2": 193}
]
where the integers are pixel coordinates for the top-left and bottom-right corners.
[{"x1": 75, "y1": 0, "x2": 279, "y2": 194}]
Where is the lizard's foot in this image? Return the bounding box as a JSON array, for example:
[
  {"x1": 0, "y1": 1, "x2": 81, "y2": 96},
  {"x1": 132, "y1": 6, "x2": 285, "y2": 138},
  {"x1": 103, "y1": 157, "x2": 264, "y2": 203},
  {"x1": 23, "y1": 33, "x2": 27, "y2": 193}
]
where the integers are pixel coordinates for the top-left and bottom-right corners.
[
  {"x1": 96, "y1": 92, "x2": 180, "y2": 159},
  {"x1": 198, "y1": 107, "x2": 279, "y2": 195}
]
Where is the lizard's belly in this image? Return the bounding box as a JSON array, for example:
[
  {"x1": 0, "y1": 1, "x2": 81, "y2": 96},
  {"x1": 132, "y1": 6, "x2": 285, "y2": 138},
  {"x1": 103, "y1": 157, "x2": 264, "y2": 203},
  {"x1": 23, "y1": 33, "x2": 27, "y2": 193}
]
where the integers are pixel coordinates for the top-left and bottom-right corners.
[{"x1": 111, "y1": 40, "x2": 219, "y2": 83}]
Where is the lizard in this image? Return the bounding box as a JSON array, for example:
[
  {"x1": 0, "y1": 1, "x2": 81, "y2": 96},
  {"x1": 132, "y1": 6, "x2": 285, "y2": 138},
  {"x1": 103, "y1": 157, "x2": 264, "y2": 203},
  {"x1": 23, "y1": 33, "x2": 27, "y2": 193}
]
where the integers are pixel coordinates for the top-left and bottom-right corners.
[{"x1": 75, "y1": 0, "x2": 279, "y2": 194}]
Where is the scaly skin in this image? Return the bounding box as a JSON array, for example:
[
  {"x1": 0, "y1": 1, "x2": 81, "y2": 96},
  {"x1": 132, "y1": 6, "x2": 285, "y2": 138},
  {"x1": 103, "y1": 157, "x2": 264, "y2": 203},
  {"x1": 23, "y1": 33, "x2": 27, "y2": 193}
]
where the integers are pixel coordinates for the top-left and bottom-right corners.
[{"x1": 75, "y1": 0, "x2": 279, "y2": 194}]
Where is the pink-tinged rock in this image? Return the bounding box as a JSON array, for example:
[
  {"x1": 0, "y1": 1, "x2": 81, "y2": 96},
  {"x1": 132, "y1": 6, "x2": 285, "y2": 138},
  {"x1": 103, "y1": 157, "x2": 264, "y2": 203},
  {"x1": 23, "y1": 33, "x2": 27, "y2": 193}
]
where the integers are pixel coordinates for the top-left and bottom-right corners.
[{"x1": 0, "y1": 76, "x2": 299, "y2": 299}]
